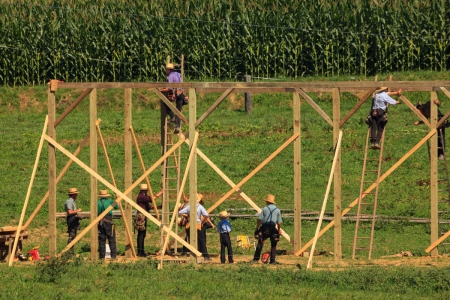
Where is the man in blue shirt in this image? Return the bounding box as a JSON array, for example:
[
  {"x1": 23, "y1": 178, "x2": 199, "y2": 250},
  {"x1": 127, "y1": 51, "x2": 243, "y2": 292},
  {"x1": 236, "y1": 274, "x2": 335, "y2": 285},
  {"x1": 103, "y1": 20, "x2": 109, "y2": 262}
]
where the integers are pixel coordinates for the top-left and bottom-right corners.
[
  {"x1": 64, "y1": 187, "x2": 82, "y2": 252},
  {"x1": 97, "y1": 189, "x2": 118, "y2": 259},
  {"x1": 370, "y1": 87, "x2": 402, "y2": 150},
  {"x1": 178, "y1": 193, "x2": 212, "y2": 261},
  {"x1": 252, "y1": 194, "x2": 282, "y2": 264}
]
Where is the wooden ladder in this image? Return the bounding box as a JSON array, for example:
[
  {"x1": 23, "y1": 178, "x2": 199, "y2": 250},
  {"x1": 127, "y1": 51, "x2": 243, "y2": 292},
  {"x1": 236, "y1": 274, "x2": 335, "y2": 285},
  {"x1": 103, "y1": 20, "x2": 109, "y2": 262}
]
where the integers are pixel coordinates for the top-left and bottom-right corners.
[
  {"x1": 161, "y1": 118, "x2": 181, "y2": 254},
  {"x1": 437, "y1": 128, "x2": 450, "y2": 252},
  {"x1": 352, "y1": 128, "x2": 385, "y2": 259}
]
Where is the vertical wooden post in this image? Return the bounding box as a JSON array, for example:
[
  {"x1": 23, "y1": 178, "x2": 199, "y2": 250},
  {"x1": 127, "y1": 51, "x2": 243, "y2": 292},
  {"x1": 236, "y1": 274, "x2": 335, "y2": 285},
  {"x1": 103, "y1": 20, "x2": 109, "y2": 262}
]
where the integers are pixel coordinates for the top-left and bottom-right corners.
[
  {"x1": 332, "y1": 87, "x2": 342, "y2": 264},
  {"x1": 90, "y1": 88, "x2": 98, "y2": 260},
  {"x1": 293, "y1": 91, "x2": 301, "y2": 252},
  {"x1": 48, "y1": 84, "x2": 57, "y2": 256},
  {"x1": 124, "y1": 88, "x2": 133, "y2": 258},
  {"x1": 181, "y1": 54, "x2": 184, "y2": 80},
  {"x1": 244, "y1": 75, "x2": 252, "y2": 114},
  {"x1": 430, "y1": 91, "x2": 439, "y2": 256},
  {"x1": 189, "y1": 87, "x2": 198, "y2": 261}
]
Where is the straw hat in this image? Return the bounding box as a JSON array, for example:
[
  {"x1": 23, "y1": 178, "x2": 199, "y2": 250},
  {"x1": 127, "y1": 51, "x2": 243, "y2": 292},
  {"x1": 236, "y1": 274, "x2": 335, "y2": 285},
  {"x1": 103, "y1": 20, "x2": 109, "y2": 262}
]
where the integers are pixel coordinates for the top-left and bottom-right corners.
[
  {"x1": 375, "y1": 86, "x2": 388, "y2": 94},
  {"x1": 219, "y1": 210, "x2": 229, "y2": 219},
  {"x1": 140, "y1": 184, "x2": 148, "y2": 191},
  {"x1": 265, "y1": 194, "x2": 276, "y2": 204},
  {"x1": 196, "y1": 193, "x2": 204, "y2": 203},
  {"x1": 165, "y1": 63, "x2": 174, "y2": 70},
  {"x1": 68, "y1": 187, "x2": 79, "y2": 195},
  {"x1": 98, "y1": 190, "x2": 111, "y2": 198}
]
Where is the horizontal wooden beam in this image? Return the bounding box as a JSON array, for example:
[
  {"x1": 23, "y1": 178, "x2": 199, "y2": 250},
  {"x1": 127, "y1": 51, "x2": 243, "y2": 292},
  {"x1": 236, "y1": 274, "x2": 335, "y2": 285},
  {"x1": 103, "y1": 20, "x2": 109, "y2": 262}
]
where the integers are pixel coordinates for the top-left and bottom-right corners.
[{"x1": 57, "y1": 81, "x2": 450, "y2": 92}]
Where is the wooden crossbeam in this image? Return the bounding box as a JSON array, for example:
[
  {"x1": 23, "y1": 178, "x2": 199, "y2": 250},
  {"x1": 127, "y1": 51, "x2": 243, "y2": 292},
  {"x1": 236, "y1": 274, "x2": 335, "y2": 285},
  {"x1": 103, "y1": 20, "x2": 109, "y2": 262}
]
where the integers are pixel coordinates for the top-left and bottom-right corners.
[
  {"x1": 195, "y1": 88, "x2": 233, "y2": 128},
  {"x1": 207, "y1": 133, "x2": 299, "y2": 213},
  {"x1": 54, "y1": 88, "x2": 93, "y2": 127},
  {"x1": 153, "y1": 88, "x2": 189, "y2": 125},
  {"x1": 339, "y1": 88, "x2": 375, "y2": 127},
  {"x1": 296, "y1": 88, "x2": 333, "y2": 126},
  {"x1": 400, "y1": 95, "x2": 430, "y2": 128},
  {"x1": 295, "y1": 129, "x2": 437, "y2": 256},
  {"x1": 425, "y1": 229, "x2": 450, "y2": 253}
]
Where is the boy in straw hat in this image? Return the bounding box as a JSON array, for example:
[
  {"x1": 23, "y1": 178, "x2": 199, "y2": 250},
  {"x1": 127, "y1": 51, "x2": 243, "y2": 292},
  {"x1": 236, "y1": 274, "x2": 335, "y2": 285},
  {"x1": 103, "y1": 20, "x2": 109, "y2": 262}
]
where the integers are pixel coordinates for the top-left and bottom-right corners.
[
  {"x1": 97, "y1": 189, "x2": 118, "y2": 259},
  {"x1": 369, "y1": 86, "x2": 402, "y2": 150},
  {"x1": 64, "y1": 187, "x2": 82, "y2": 252},
  {"x1": 217, "y1": 210, "x2": 235, "y2": 264},
  {"x1": 252, "y1": 194, "x2": 282, "y2": 264},
  {"x1": 159, "y1": 62, "x2": 188, "y2": 134}
]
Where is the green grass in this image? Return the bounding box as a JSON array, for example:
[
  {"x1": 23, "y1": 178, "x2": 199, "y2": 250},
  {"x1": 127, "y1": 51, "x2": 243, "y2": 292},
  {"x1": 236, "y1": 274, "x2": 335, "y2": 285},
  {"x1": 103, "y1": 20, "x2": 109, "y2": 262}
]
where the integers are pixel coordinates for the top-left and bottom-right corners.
[{"x1": 1, "y1": 72, "x2": 450, "y2": 298}]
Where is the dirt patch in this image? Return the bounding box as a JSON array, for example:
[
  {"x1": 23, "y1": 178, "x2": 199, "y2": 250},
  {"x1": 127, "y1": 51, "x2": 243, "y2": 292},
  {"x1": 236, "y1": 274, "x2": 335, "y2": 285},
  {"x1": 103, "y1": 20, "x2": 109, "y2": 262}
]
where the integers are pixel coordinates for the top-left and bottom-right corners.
[{"x1": 19, "y1": 94, "x2": 42, "y2": 111}]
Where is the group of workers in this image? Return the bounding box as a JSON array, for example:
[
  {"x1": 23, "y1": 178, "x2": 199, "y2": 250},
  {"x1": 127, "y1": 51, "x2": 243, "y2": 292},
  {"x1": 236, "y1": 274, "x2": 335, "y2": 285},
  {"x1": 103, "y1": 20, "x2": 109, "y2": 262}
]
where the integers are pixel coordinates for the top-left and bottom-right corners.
[{"x1": 64, "y1": 186, "x2": 283, "y2": 264}]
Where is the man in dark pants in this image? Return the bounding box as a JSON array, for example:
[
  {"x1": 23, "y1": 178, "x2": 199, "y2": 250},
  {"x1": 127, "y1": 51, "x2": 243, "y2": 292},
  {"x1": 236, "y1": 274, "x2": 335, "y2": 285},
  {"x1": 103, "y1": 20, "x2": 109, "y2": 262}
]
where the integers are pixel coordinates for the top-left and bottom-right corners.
[
  {"x1": 415, "y1": 99, "x2": 446, "y2": 159},
  {"x1": 64, "y1": 187, "x2": 82, "y2": 253},
  {"x1": 369, "y1": 87, "x2": 402, "y2": 150},
  {"x1": 252, "y1": 194, "x2": 282, "y2": 264},
  {"x1": 178, "y1": 193, "x2": 211, "y2": 261},
  {"x1": 97, "y1": 190, "x2": 118, "y2": 259},
  {"x1": 159, "y1": 63, "x2": 188, "y2": 134}
]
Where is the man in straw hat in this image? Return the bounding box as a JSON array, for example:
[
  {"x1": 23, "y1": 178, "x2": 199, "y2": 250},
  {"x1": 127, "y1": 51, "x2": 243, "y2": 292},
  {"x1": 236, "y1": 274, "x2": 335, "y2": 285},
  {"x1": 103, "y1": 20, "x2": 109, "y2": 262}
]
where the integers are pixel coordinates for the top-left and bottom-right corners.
[
  {"x1": 369, "y1": 86, "x2": 402, "y2": 150},
  {"x1": 217, "y1": 210, "x2": 235, "y2": 264},
  {"x1": 159, "y1": 62, "x2": 188, "y2": 134},
  {"x1": 97, "y1": 189, "x2": 118, "y2": 259},
  {"x1": 64, "y1": 187, "x2": 82, "y2": 251},
  {"x1": 178, "y1": 193, "x2": 212, "y2": 260},
  {"x1": 252, "y1": 194, "x2": 282, "y2": 264}
]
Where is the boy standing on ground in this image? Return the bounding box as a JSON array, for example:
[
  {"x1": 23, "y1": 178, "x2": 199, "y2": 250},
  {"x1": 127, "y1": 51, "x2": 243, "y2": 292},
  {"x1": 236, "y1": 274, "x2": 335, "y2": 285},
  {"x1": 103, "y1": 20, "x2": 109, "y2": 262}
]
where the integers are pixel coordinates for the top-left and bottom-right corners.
[{"x1": 217, "y1": 210, "x2": 235, "y2": 264}]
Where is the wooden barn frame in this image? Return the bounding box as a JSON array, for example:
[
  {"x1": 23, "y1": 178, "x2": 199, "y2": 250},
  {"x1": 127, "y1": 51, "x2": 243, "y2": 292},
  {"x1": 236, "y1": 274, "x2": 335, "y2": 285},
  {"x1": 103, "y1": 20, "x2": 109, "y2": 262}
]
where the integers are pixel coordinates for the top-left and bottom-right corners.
[{"x1": 9, "y1": 80, "x2": 450, "y2": 266}]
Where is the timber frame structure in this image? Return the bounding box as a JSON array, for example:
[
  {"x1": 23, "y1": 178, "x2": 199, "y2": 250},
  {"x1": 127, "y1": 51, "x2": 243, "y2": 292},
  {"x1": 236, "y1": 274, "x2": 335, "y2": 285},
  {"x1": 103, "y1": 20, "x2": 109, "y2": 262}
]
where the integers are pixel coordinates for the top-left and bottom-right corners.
[{"x1": 9, "y1": 80, "x2": 450, "y2": 266}]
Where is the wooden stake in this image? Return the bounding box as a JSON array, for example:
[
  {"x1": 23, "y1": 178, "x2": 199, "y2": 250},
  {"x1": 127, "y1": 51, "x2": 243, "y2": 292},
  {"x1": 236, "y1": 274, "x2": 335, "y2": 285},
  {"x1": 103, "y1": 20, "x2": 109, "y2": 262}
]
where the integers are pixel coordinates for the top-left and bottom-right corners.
[
  {"x1": 96, "y1": 119, "x2": 136, "y2": 257},
  {"x1": 160, "y1": 132, "x2": 198, "y2": 268},
  {"x1": 295, "y1": 129, "x2": 437, "y2": 256},
  {"x1": 307, "y1": 130, "x2": 342, "y2": 269},
  {"x1": 9, "y1": 116, "x2": 48, "y2": 266},
  {"x1": 129, "y1": 126, "x2": 159, "y2": 220}
]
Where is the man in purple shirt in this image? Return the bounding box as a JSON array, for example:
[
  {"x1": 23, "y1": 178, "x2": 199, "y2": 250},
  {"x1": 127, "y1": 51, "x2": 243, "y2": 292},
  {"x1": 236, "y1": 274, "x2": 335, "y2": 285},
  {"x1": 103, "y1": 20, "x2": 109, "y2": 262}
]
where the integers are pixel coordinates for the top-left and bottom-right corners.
[{"x1": 159, "y1": 63, "x2": 188, "y2": 134}]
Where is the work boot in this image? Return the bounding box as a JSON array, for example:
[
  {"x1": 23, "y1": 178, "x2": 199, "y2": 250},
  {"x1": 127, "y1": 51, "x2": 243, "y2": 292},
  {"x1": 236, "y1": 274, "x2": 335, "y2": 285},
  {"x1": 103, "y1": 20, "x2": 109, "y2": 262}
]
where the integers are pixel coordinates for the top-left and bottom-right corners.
[
  {"x1": 439, "y1": 154, "x2": 444, "y2": 160},
  {"x1": 372, "y1": 142, "x2": 380, "y2": 150},
  {"x1": 174, "y1": 127, "x2": 180, "y2": 134}
]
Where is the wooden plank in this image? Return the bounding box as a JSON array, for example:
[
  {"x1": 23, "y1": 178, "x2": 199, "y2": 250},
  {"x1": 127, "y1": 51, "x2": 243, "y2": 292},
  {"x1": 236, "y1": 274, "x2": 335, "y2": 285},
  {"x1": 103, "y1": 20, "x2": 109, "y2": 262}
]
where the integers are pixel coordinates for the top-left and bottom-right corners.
[
  {"x1": 47, "y1": 84, "x2": 57, "y2": 257},
  {"x1": 195, "y1": 88, "x2": 233, "y2": 128},
  {"x1": 297, "y1": 88, "x2": 333, "y2": 126},
  {"x1": 57, "y1": 81, "x2": 450, "y2": 91},
  {"x1": 207, "y1": 133, "x2": 299, "y2": 213},
  {"x1": 96, "y1": 120, "x2": 136, "y2": 257},
  {"x1": 440, "y1": 87, "x2": 450, "y2": 99},
  {"x1": 339, "y1": 88, "x2": 375, "y2": 127},
  {"x1": 50, "y1": 79, "x2": 58, "y2": 92},
  {"x1": 9, "y1": 116, "x2": 48, "y2": 266},
  {"x1": 293, "y1": 91, "x2": 301, "y2": 251},
  {"x1": 160, "y1": 132, "x2": 198, "y2": 268},
  {"x1": 425, "y1": 229, "x2": 450, "y2": 253},
  {"x1": 332, "y1": 88, "x2": 342, "y2": 264},
  {"x1": 129, "y1": 126, "x2": 159, "y2": 220},
  {"x1": 430, "y1": 91, "x2": 438, "y2": 256},
  {"x1": 153, "y1": 88, "x2": 189, "y2": 125},
  {"x1": 44, "y1": 134, "x2": 201, "y2": 257},
  {"x1": 295, "y1": 129, "x2": 437, "y2": 256},
  {"x1": 437, "y1": 111, "x2": 450, "y2": 129},
  {"x1": 400, "y1": 95, "x2": 430, "y2": 128},
  {"x1": 90, "y1": 88, "x2": 98, "y2": 260},
  {"x1": 124, "y1": 88, "x2": 133, "y2": 258},
  {"x1": 188, "y1": 88, "x2": 198, "y2": 257},
  {"x1": 307, "y1": 130, "x2": 342, "y2": 269},
  {"x1": 54, "y1": 88, "x2": 93, "y2": 127}
]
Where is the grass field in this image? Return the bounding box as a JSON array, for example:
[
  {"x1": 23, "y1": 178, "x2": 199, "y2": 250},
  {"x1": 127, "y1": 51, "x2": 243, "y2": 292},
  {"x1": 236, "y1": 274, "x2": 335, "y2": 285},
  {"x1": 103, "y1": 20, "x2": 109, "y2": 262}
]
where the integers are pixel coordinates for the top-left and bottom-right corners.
[{"x1": 2, "y1": 72, "x2": 450, "y2": 298}]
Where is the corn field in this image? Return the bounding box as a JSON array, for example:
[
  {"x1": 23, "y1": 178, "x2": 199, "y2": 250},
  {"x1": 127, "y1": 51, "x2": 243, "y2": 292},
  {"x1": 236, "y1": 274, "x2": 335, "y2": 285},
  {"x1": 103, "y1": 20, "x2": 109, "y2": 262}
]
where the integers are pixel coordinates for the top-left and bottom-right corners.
[{"x1": 0, "y1": 0, "x2": 449, "y2": 86}]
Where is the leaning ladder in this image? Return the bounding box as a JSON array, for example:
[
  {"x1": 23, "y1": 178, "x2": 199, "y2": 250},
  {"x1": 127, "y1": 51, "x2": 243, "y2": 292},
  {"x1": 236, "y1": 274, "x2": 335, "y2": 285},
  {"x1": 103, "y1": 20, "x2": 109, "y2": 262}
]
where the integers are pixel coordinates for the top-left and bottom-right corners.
[
  {"x1": 437, "y1": 128, "x2": 450, "y2": 252},
  {"x1": 161, "y1": 118, "x2": 181, "y2": 254},
  {"x1": 352, "y1": 128, "x2": 385, "y2": 259}
]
